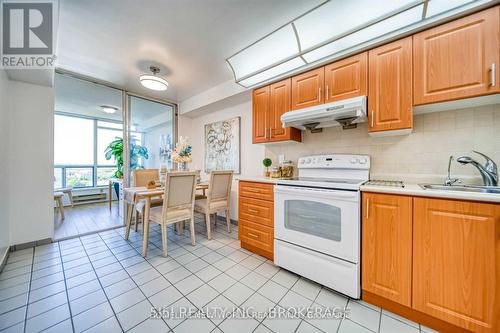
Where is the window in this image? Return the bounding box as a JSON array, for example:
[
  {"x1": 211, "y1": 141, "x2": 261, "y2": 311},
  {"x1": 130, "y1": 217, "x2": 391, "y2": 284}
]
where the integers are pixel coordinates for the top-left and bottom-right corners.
[
  {"x1": 54, "y1": 115, "x2": 94, "y2": 165},
  {"x1": 66, "y1": 168, "x2": 93, "y2": 187},
  {"x1": 97, "y1": 127, "x2": 122, "y2": 166},
  {"x1": 54, "y1": 168, "x2": 63, "y2": 189},
  {"x1": 96, "y1": 167, "x2": 116, "y2": 186},
  {"x1": 54, "y1": 114, "x2": 124, "y2": 188}
]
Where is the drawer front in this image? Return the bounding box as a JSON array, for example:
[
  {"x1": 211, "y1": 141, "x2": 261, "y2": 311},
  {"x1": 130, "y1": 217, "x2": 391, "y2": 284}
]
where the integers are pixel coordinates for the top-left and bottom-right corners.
[
  {"x1": 239, "y1": 181, "x2": 274, "y2": 201},
  {"x1": 239, "y1": 220, "x2": 274, "y2": 254},
  {"x1": 239, "y1": 197, "x2": 273, "y2": 227}
]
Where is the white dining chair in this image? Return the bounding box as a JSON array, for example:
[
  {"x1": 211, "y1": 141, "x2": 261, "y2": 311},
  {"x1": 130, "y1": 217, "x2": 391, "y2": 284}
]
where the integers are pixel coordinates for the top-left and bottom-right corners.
[
  {"x1": 146, "y1": 171, "x2": 198, "y2": 257},
  {"x1": 132, "y1": 168, "x2": 162, "y2": 232},
  {"x1": 194, "y1": 170, "x2": 233, "y2": 239}
]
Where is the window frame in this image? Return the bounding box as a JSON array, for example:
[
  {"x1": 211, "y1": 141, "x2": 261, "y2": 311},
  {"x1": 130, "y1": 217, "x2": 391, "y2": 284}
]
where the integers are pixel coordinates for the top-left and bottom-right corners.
[{"x1": 54, "y1": 112, "x2": 126, "y2": 188}]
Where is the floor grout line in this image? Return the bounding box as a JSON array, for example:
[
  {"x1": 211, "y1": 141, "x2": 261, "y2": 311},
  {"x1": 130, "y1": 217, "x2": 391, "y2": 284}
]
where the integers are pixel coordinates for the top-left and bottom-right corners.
[
  {"x1": 56, "y1": 242, "x2": 76, "y2": 333},
  {"x1": 21, "y1": 248, "x2": 34, "y2": 333},
  {"x1": 0, "y1": 224, "x2": 403, "y2": 333},
  {"x1": 76, "y1": 235, "x2": 125, "y2": 333}
]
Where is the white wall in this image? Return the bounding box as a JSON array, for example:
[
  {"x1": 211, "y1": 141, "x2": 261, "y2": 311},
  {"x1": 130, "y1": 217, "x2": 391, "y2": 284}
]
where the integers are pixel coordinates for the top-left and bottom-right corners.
[
  {"x1": 265, "y1": 105, "x2": 500, "y2": 184},
  {"x1": 0, "y1": 70, "x2": 10, "y2": 259},
  {"x1": 8, "y1": 81, "x2": 54, "y2": 245},
  {"x1": 143, "y1": 123, "x2": 173, "y2": 169},
  {"x1": 179, "y1": 91, "x2": 265, "y2": 219}
]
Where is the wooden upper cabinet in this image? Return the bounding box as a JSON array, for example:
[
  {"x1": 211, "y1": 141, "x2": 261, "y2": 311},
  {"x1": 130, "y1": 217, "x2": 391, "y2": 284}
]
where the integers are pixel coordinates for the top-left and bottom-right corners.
[
  {"x1": 291, "y1": 67, "x2": 325, "y2": 110},
  {"x1": 269, "y1": 79, "x2": 301, "y2": 142},
  {"x1": 368, "y1": 37, "x2": 413, "y2": 132},
  {"x1": 252, "y1": 86, "x2": 270, "y2": 144},
  {"x1": 413, "y1": 198, "x2": 500, "y2": 333},
  {"x1": 362, "y1": 193, "x2": 413, "y2": 307},
  {"x1": 325, "y1": 52, "x2": 368, "y2": 102},
  {"x1": 414, "y1": 6, "x2": 500, "y2": 105},
  {"x1": 252, "y1": 80, "x2": 301, "y2": 144}
]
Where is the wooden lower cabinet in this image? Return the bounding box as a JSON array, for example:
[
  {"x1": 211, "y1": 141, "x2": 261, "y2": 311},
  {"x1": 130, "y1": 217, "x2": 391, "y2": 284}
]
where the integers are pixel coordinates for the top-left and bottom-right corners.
[
  {"x1": 238, "y1": 181, "x2": 274, "y2": 260},
  {"x1": 362, "y1": 193, "x2": 413, "y2": 307},
  {"x1": 413, "y1": 198, "x2": 500, "y2": 333},
  {"x1": 362, "y1": 193, "x2": 500, "y2": 333}
]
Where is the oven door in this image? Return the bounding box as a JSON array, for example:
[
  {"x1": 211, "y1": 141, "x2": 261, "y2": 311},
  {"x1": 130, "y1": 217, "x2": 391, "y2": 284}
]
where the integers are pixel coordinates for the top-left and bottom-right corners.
[{"x1": 274, "y1": 185, "x2": 360, "y2": 263}]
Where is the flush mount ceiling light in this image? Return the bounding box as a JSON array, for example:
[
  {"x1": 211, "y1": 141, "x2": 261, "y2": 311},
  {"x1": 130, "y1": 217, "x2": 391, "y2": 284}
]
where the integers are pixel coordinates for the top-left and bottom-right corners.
[
  {"x1": 140, "y1": 66, "x2": 169, "y2": 91},
  {"x1": 100, "y1": 105, "x2": 119, "y2": 114},
  {"x1": 227, "y1": 0, "x2": 493, "y2": 88}
]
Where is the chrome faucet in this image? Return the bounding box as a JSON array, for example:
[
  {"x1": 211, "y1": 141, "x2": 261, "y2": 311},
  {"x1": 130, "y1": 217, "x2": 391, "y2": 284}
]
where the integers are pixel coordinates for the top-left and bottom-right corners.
[
  {"x1": 444, "y1": 155, "x2": 460, "y2": 186},
  {"x1": 457, "y1": 151, "x2": 498, "y2": 186}
]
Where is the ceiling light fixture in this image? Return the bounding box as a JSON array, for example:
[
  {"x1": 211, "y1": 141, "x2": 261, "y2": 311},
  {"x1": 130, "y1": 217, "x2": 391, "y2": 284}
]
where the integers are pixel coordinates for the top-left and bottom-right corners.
[
  {"x1": 227, "y1": 0, "x2": 491, "y2": 88},
  {"x1": 101, "y1": 105, "x2": 119, "y2": 114},
  {"x1": 140, "y1": 66, "x2": 169, "y2": 91}
]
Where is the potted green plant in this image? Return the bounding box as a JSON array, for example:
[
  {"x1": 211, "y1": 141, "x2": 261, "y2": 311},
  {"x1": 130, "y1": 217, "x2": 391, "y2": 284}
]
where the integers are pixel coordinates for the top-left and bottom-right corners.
[
  {"x1": 105, "y1": 137, "x2": 149, "y2": 194},
  {"x1": 263, "y1": 158, "x2": 272, "y2": 177}
]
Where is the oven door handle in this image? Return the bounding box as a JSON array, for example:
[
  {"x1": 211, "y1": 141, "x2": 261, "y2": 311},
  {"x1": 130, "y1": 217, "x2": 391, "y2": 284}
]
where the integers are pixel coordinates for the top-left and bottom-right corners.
[{"x1": 274, "y1": 185, "x2": 358, "y2": 199}]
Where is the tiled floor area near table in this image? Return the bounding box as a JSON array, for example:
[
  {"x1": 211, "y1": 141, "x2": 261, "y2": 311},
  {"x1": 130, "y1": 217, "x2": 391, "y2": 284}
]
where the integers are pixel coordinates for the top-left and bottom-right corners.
[{"x1": 0, "y1": 218, "x2": 437, "y2": 333}]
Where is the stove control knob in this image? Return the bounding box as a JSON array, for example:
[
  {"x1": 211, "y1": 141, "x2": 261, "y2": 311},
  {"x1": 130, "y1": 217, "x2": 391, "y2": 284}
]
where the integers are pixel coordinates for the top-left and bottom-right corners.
[
  {"x1": 306, "y1": 158, "x2": 311, "y2": 164},
  {"x1": 350, "y1": 158, "x2": 358, "y2": 164},
  {"x1": 359, "y1": 158, "x2": 368, "y2": 164}
]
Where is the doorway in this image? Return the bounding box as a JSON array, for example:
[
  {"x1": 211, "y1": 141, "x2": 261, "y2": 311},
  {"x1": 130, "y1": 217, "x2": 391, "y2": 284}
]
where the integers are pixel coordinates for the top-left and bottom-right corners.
[{"x1": 53, "y1": 72, "x2": 176, "y2": 240}]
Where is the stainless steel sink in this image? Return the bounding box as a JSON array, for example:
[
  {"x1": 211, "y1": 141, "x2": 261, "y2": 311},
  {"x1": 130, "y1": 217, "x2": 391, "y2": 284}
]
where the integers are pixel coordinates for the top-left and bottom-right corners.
[{"x1": 419, "y1": 184, "x2": 500, "y2": 194}]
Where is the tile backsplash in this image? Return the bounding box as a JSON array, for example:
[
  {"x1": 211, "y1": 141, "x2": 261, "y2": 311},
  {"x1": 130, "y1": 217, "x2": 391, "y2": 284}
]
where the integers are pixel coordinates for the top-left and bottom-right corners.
[{"x1": 265, "y1": 104, "x2": 500, "y2": 184}]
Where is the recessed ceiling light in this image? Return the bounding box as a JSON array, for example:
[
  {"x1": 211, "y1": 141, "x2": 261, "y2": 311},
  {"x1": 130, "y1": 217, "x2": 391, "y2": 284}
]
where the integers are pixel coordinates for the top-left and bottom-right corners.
[
  {"x1": 101, "y1": 105, "x2": 119, "y2": 114},
  {"x1": 140, "y1": 66, "x2": 169, "y2": 91}
]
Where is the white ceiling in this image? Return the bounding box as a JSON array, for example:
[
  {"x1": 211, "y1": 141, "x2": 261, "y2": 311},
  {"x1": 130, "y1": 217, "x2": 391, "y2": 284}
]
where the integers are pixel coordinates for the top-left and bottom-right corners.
[
  {"x1": 55, "y1": 74, "x2": 173, "y2": 127},
  {"x1": 56, "y1": 0, "x2": 324, "y2": 103}
]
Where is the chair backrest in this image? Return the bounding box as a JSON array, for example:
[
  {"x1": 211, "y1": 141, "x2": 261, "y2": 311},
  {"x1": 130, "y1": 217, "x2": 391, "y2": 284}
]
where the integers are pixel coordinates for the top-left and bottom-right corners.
[
  {"x1": 207, "y1": 170, "x2": 233, "y2": 204},
  {"x1": 162, "y1": 171, "x2": 197, "y2": 217},
  {"x1": 132, "y1": 169, "x2": 159, "y2": 187}
]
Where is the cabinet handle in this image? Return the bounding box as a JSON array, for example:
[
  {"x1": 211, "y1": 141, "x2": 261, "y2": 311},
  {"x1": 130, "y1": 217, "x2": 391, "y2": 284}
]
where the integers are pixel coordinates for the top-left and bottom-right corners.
[
  {"x1": 269, "y1": 127, "x2": 272, "y2": 139},
  {"x1": 366, "y1": 198, "x2": 369, "y2": 219},
  {"x1": 248, "y1": 232, "x2": 259, "y2": 239},
  {"x1": 318, "y1": 88, "x2": 321, "y2": 102},
  {"x1": 491, "y1": 63, "x2": 496, "y2": 87},
  {"x1": 246, "y1": 188, "x2": 261, "y2": 193},
  {"x1": 326, "y1": 85, "x2": 329, "y2": 101},
  {"x1": 371, "y1": 111, "x2": 374, "y2": 128},
  {"x1": 248, "y1": 208, "x2": 259, "y2": 214}
]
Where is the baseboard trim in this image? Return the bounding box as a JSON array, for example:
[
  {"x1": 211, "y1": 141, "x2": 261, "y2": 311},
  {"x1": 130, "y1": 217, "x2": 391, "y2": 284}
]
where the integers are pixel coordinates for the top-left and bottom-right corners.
[
  {"x1": 240, "y1": 241, "x2": 273, "y2": 261},
  {"x1": 10, "y1": 238, "x2": 52, "y2": 252},
  {"x1": 0, "y1": 247, "x2": 9, "y2": 274}
]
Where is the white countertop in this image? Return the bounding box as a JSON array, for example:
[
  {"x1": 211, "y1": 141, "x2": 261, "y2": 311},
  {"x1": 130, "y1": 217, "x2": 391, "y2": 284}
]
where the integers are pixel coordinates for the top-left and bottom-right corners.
[
  {"x1": 235, "y1": 176, "x2": 280, "y2": 184},
  {"x1": 236, "y1": 176, "x2": 500, "y2": 203},
  {"x1": 360, "y1": 183, "x2": 500, "y2": 203}
]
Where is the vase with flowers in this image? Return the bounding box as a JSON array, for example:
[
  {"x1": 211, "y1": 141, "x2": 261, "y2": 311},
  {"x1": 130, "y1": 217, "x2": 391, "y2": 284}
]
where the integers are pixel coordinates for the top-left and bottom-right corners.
[{"x1": 172, "y1": 136, "x2": 192, "y2": 171}]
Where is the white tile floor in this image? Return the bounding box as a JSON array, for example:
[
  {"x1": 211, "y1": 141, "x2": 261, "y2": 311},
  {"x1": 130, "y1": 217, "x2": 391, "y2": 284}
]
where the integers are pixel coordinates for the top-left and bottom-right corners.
[{"x1": 0, "y1": 219, "x2": 436, "y2": 333}]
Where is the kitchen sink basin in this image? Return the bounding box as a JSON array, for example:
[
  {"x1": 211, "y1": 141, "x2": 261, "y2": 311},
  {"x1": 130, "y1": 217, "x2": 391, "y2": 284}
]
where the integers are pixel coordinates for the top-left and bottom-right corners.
[{"x1": 419, "y1": 184, "x2": 500, "y2": 194}]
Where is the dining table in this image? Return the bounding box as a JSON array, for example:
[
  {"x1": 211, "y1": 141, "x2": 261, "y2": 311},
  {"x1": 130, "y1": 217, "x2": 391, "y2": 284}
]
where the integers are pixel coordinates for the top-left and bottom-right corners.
[{"x1": 123, "y1": 182, "x2": 209, "y2": 256}]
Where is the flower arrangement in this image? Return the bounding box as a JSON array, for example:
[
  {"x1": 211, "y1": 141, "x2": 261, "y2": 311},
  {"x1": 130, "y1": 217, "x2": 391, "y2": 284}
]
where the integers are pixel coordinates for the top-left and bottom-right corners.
[{"x1": 172, "y1": 136, "x2": 192, "y2": 164}]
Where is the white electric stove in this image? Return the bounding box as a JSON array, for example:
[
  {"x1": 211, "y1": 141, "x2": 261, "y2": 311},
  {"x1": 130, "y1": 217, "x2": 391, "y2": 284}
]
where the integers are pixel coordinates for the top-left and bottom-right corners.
[{"x1": 274, "y1": 154, "x2": 370, "y2": 299}]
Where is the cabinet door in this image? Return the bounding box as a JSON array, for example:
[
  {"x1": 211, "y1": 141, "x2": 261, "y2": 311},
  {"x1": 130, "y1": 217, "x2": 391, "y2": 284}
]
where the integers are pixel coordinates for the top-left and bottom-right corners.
[
  {"x1": 269, "y1": 79, "x2": 301, "y2": 142},
  {"x1": 414, "y1": 6, "x2": 500, "y2": 105},
  {"x1": 362, "y1": 193, "x2": 413, "y2": 307},
  {"x1": 325, "y1": 52, "x2": 367, "y2": 102},
  {"x1": 291, "y1": 67, "x2": 324, "y2": 110},
  {"x1": 252, "y1": 86, "x2": 270, "y2": 143},
  {"x1": 368, "y1": 37, "x2": 413, "y2": 132},
  {"x1": 413, "y1": 198, "x2": 500, "y2": 333}
]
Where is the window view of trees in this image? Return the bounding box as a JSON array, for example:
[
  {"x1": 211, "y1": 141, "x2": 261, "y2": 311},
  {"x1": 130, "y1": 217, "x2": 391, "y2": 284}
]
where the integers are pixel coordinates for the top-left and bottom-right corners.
[{"x1": 54, "y1": 114, "x2": 140, "y2": 188}]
